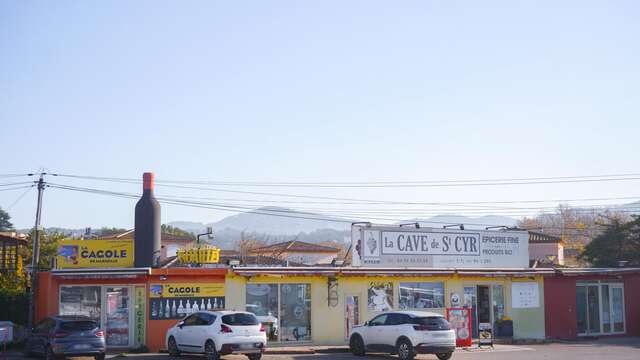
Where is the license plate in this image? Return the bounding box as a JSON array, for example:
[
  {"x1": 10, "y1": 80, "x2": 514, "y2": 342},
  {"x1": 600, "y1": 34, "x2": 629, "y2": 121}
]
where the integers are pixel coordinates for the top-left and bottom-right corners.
[
  {"x1": 432, "y1": 333, "x2": 449, "y2": 338},
  {"x1": 239, "y1": 344, "x2": 255, "y2": 350},
  {"x1": 73, "y1": 344, "x2": 92, "y2": 350}
]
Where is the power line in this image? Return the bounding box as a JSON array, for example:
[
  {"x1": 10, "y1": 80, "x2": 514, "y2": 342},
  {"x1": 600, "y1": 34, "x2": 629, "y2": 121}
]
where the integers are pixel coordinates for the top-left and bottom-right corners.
[
  {"x1": 46, "y1": 183, "x2": 636, "y2": 230},
  {"x1": 5, "y1": 185, "x2": 35, "y2": 211},
  {"x1": 0, "y1": 185, "x2": 35, "y2": 192},
  {"x1": 53, "y1": 172, "x2": 640, "y2": 188}
]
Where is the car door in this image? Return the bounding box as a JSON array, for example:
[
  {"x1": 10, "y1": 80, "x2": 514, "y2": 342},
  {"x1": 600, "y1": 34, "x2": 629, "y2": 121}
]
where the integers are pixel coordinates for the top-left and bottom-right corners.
[
  {"x1": 364, "y1": 314, "x2": 388, "y2": 348},
  {"x1": 383, "y1": 313, "x2": 411, "y2": 347},
  {"x1": 190, "y1": 313, "x2": 215, "y2": 351},
  {"x1": 175, "y1": 314, "x2": 200, "y2": 352},
  {"x1": 32, "y1": 318, "x2": 54, "y2": 354}
]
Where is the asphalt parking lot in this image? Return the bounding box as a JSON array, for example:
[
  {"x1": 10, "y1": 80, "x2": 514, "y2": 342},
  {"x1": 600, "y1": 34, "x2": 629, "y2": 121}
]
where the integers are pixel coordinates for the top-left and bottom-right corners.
[{"x1": 4, "y1": 338, "x2": 640, "y2": 360}]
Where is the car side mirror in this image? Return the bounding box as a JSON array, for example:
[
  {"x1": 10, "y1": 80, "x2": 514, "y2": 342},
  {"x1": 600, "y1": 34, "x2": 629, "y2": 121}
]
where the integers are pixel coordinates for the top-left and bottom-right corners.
[
  {"x1": 178, "y1": 321, "x2": 185, "y2": 329},
  {"x1": 364, "y1": 321, "x2": 370, "y2": 326}
]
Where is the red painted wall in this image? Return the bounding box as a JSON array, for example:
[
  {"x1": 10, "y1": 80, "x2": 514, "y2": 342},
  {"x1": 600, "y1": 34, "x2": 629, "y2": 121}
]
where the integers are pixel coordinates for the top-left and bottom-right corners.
[
  {"x1": 544, "y1": 276, "x2": 577, "y2": 339},
  {"x1": 623, "y1": 274, "x2": 640, "y2": 337},
  {"x1": 545, "y1": 273, "x2": 640, "y2": 339}
]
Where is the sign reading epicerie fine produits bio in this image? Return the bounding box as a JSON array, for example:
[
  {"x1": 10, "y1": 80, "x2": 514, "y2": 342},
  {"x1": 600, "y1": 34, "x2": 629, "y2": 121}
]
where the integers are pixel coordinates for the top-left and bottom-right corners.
[{"x1": 351, "y1": 225, "x2": 529, "y2": 268}]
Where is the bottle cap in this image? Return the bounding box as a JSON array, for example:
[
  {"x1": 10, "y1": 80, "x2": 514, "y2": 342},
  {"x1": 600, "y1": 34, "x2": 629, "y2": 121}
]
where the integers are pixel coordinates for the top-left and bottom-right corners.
[{"x1": 143, "y1": 172, "x2": 154, "y2": 190}]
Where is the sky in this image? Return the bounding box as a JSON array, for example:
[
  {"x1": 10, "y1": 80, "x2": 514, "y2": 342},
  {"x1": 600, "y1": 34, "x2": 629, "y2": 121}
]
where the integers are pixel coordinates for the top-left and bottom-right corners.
[{"x1": 1, "y1": 0, "x2": 639, "y2": 229}]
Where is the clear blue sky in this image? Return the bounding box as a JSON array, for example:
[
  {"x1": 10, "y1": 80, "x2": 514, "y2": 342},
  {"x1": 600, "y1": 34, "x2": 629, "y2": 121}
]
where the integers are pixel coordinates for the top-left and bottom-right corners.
[{"x1": 1, "y1": 1, "x2": 639, "y2": 229}]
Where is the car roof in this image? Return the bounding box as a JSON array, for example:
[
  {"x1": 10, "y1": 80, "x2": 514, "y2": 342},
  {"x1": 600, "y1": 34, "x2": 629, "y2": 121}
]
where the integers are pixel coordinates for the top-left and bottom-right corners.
[
  {"x1": 382, "y1": 310, "x2": 444, "y2": 318},
  {"x1": 197, "y1": 310, "x2": 255, "y2": 316}
]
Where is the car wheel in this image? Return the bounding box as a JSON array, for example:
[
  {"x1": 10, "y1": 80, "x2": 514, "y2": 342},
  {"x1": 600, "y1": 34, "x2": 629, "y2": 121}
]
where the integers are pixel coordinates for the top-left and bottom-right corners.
[
  {"x1": 95, "y1": 353, "x2": 106, "y2": 360},
  {"x1": 44, "y1": 345, "x2": 55, "y2": 360},
  {"x1": 436, "y1": 353, "x2": 453, "y2": 360},
  {"x1": 349, "y1": 335, "x2": 366, "y2": 356},
  {"x1": 204, "y1": 340, "x2": 219, "y2": 360},
  {"x1": 168, "y1": 336, "x2": 180, "y2": 357},
  {"x1": 396, "y1": 338, "x2": 415, "y2": 360},
  {"x1": 247, "y1": 354, "x2": 262, "y2": 360}
]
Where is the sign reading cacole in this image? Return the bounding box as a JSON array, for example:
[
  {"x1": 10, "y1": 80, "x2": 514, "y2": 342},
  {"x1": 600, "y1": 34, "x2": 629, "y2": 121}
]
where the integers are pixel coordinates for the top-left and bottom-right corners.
[
  {"x1": 352, "y1": 225, "x2": 529, "y2": 268},
  {"x1": 149, "y1": 283, "x2": 225, "y2": 298},
  {"x1": 56, "y1": 239, "x2": 134, "y2": 269}
]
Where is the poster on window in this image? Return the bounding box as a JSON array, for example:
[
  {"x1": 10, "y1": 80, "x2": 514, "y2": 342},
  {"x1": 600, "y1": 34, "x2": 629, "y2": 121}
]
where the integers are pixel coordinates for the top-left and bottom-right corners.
[{"x1": 368, "y1": 282, "x2": 393, "y2": 311}]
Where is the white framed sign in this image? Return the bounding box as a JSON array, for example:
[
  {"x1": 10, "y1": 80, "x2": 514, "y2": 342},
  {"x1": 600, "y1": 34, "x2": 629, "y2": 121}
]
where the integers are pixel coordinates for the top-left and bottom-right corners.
[
  {"x1": 511, "y1": 282, "x2": 540, "y2": 308},
  {"x1": 352, "y1": 225, "x2": 529, "y2": 268}
]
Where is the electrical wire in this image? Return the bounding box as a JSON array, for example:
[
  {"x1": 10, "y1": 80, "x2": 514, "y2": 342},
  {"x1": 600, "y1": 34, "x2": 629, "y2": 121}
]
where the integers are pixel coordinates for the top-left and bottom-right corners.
[
  {"x1": 5, "y1": 185, "x2": 35, "y2": 211},
  {"x1": 46, "y1": 183, "x2": 638, "y2": 230},
  {"x1": 53, "y1": 172, "x2": 640, "y2": 188}
]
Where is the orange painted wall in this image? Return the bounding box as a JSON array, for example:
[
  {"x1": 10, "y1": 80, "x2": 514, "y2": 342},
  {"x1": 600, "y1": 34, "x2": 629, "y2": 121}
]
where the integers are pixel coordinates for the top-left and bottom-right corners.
[
  {"x1": 145, "y1": 268, "x2": 226, "y2": 352},
  {"x1": 36, "y1": 269, "x2": 227, "y2": 352}
]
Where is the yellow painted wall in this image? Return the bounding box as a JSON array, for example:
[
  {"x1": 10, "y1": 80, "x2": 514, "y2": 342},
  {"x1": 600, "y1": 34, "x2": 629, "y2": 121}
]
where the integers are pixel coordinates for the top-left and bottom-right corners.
[{"x1": 225, "y1": 273, "x2": 546, "y2": 345}]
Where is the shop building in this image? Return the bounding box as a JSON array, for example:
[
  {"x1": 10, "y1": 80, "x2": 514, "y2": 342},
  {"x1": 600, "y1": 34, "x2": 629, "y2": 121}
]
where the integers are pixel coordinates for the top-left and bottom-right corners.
[{"x1": 544, "y1": 268, "x2": 640, "y2": 339}]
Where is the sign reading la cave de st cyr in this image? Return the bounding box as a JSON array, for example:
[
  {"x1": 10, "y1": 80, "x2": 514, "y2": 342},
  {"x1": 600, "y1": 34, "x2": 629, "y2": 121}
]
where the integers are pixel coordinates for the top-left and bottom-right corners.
[{"x1": 351, "y1": 225, "x2": 529, "y2": 268}]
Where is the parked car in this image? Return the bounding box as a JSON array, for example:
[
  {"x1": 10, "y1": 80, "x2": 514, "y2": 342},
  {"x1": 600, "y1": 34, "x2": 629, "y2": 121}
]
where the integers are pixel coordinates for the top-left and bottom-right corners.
[
  {"x1": 24, "y1": 316, "x2": 106, "y2": 360},
  {"x1": 166, "y1": 311, "x2": 267, "y2": 360},
  {"x1": 349, "y1": 311, "x2": 455, "y2": 360}
]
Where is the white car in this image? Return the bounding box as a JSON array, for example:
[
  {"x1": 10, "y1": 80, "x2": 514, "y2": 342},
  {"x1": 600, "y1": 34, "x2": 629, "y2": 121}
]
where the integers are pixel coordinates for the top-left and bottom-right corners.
[
  {"x1": 349, "y1": 311, "x2": 455, "y2": 360},
  {"x1": 166, "y1": 311, "x2": 267, "y2": 360}
]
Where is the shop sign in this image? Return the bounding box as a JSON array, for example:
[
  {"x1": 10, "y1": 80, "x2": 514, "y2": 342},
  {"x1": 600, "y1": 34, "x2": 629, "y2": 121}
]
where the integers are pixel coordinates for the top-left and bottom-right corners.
[
  {"x1": 176, "y1": 247, "x2": 220, "y2": 264},
  {"x1": 134, "y1": 287, "x2": 146, "y2": 346},
  {"x1": 56, "y1": 239, "x2": 134, "y2": 268},
  {"x1": 149, "y1": 283, "x2": 225, "y2": 320},
  {"x1": 352, "y1": 225, "x2": 529, "y2": 268},
  {"x1": 478, "y1": 322, "x2": 493, "y2": 347}
]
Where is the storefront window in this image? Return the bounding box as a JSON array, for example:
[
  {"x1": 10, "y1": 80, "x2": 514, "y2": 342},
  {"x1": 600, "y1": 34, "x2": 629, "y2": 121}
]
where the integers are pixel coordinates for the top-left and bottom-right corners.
[
  {"x1": 245, "y1": 284, "x2": 311, "y2": 342},
  {"x1": 246, "y1": 284, "x2": 279, "y2": 341},
  {"x1": 576, "y1": 283, "x2": 625, "y2": 335},
  {"x1": 105, "y1": 287, "x2": 130, "y2": 346},
  {"x1": 59, "y1": 286, "x2": 101, "y2": 325},
  {"x1": 492, "y1": 284, "x2": 504, "y2": 326},
  {"x1": 280, "y1": 284, "x2": 311, "y2": 342},
  {"x1": 399, "y1": 282, "x2": 444, "y2": 309}
]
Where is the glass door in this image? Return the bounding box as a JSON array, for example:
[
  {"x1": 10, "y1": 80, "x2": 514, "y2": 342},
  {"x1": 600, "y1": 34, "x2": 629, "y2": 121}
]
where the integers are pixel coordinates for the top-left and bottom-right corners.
[
  {"x1": 586, "y1": 285, "x2": 600, "y2": 334},
  {"x1": 611, "y1": 286, "x2": 625, "y2": 333},
  {"x1": 105, "y1": 287, "x2": 131, "y2": 346}
]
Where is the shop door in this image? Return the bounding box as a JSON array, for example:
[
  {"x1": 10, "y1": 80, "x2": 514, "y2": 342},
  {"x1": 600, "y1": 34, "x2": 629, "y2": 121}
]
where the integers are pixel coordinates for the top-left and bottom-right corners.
[
  {"x1": 105, "y1": 287, "x2": 131, "y2": 346},
  {"x1": 477, "y1": 286, "x2": 491, "y2": 327},
  {"x1": 344, "y1": 295, "x2": 360, "y2": 340},
  {"x1": 576, "y1": 285, "x2": 600, "y2": 335}
]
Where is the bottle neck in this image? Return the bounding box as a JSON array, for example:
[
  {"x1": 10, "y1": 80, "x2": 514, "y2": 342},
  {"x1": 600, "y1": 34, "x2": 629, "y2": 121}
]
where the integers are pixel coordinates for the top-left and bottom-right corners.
[{"x1": 142, "y1": 189, "x2": 154, "y2": 197}]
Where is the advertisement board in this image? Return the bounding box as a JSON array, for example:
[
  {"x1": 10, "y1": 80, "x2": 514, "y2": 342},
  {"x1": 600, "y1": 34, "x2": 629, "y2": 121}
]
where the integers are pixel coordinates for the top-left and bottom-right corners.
[
  {"x1": 446, "y1": 308, "x2": 472, "y2": 347},
  {"x1": 352, "y1": 225, "x2": 529, "y2": 268},
  {"x1": 149, "y1": 283, "x2": 225, "y2": 320},
  {"x1": 134, "y1": 287, "x2": 146, "y2": 346},
  {"x1": 57, "y1": 239, "x2": 134, "y2": 268},
  {"x1": 511, "y1": 282, "x2": 540, "y2": 308}
]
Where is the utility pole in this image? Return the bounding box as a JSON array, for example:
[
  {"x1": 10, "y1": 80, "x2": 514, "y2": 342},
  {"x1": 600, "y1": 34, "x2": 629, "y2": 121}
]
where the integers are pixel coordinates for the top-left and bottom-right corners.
[{"x1": 27, "y1": 173, "x2": 46, "y2": 329}]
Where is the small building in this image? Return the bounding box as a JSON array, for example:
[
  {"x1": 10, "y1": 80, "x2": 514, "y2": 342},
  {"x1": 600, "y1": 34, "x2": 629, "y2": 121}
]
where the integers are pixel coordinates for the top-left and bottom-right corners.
[
  {"x1": 544, "y1": 268, "x2": 640, "y2": 339},
  {"x1": 0, "y1": 232, "x2": 27, "y2": 272},
  {"x1": 247, "y1": 240, "x2": 342, "y2": 265},
  {"x1": 528, "y1": 231, "x2": 564, "y2": 266}
]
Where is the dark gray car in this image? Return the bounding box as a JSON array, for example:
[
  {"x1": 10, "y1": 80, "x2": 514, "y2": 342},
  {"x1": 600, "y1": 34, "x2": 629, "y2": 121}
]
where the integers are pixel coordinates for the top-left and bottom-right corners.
[{"x1": 24, "y1": 316, "x2": 106, "y2": 360}]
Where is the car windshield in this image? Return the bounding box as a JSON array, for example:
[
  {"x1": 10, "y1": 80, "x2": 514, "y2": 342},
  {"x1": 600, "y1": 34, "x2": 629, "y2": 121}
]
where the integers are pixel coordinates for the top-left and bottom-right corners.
[
  {"x1": 413, "y1": 316, "x2": 450, "y2": 330},
  {"x1": 222, "y1": 313, "x2": 259, "y2": 326},
  {"x1": 60, "y1": 320, "x2": 97, "y2": 331}
]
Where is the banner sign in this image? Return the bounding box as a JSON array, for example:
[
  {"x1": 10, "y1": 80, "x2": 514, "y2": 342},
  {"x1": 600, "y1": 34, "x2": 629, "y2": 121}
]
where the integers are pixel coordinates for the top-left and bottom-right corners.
[
  {"x1": 134, "y1": 287, "x2": 146, "y2": 345},
  {"x1": 176, "y1": 247, "x2": 220, "y2": 264},
  {"x1": 149, "y1": 283, "x2": 225, "y2": 320},
  {"x1": 57, "y1": 239, "x2": 134, "y2": 268},
  {"x1": 352, "y1": 225, "x2": 528, "y2": 268}
]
